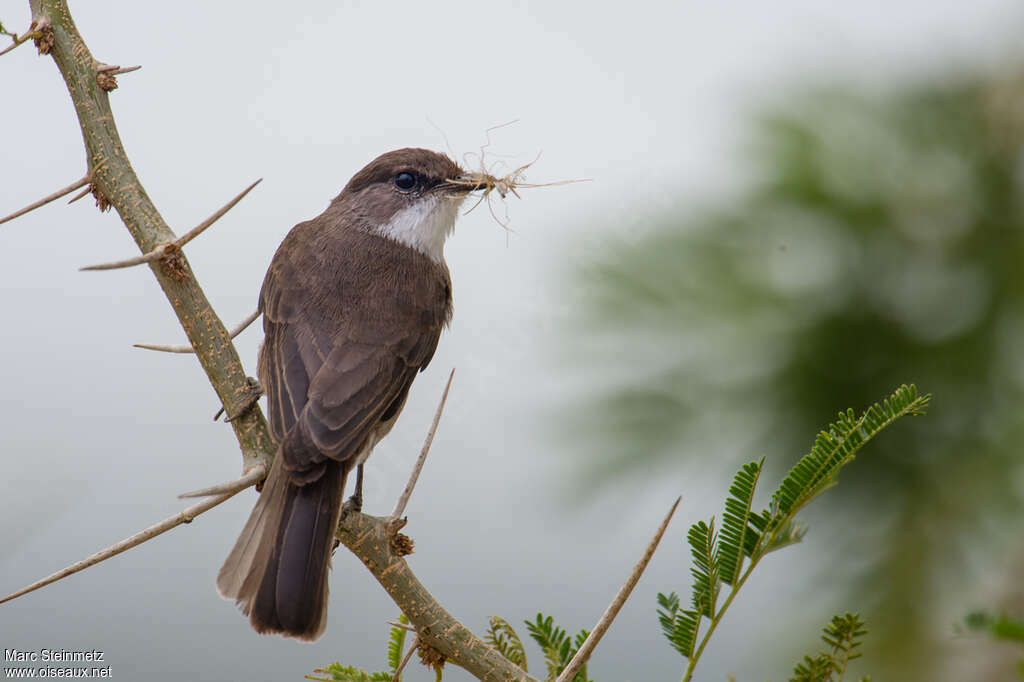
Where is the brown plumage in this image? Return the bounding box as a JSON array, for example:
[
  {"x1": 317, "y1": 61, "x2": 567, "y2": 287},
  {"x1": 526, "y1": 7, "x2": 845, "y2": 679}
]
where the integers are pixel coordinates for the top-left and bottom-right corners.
[{"x1": 217, "y1": 149, "x2": 470, "y2": 640}]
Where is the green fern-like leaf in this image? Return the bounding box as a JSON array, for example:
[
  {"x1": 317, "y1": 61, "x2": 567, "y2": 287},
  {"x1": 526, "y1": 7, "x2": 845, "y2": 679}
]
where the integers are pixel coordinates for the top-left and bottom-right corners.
[
  {"x1": 687, "y1": 519, "x2": 719, "y2": 617},
  {"x1": 526, "y1": 613, "x2": 569, "y2": 681},
  {"x1": 789, "y1": 613, "x2": 869, "y2": 682},
  {"x1": 524, "y1": 613, "x2": 593, "y2": 682},
  {"x1": 656, "y1": 591, "x2": 699, "y2": 658},
  {"x1": 387, "y1": 613, "x2": 409, "y2": 677},
  {"x1": 718, "y1": 459, "x2": 763, "y2": 584},
  {"x1": 790, "y1": 653, "x2": 836, "y2": 682},
  {"x1": 306, "y1": 663, "x2": 392, "y2": 681},
  {"x1": 485, "y1": 616, "x2": 529, "y2": 672},
  {"x1": 772, "y1": 384, "x2": 929, "y2": 520}
]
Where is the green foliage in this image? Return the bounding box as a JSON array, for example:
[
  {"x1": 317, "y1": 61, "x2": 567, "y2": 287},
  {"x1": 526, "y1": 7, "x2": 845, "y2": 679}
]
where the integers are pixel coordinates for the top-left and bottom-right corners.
[
  {"x1": 658, "y1": 386, "x2": 925, "y2": 681},
  {"x1": 718, "y1": 459, "x2": 762, "y2": 584},
  {"x1": 387, "y1": 613, "x2": 410, "y2": 678},
  {"x1": 771, "y1": 385, "x2": 929, "y2": 520},
  {"x1": 485, "y1": 616, "x2": 529, "y2": 672},
  {"x1": 687, "y1": 519, "x2": 719, "y2": 617},
  {"x1": 524, "y1": 613, "x2": 592, "y2": 682},
  {"x1": 563, "y1": 68, "x2": 1024, "y2": 678},
  {"x1": 656, "y1": 591, "x2": 698, "y2": 659},
  {"x1": 790, "y1": 613, "x2": 869, "y2": 682},
  {"x1": 963, "y1": 610, "x2": 1024, "y2": 677},
  {"x1": 305, "y1": 663, "x2": 391, "y2": 682},
  {"x1": 964, "y1": 610, "x2": 1024, "y2": 644}
]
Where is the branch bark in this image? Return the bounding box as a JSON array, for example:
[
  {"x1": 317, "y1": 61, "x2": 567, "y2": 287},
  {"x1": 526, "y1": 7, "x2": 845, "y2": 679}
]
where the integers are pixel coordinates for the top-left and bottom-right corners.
[{"x1": 30, "y1": 0, "x2": 274, "y2": 476}]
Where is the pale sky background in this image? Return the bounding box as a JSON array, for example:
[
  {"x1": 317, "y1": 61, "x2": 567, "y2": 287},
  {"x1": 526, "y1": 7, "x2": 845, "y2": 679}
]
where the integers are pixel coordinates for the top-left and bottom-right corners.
[{"x1": 1, "y1": 2, "x2": 1020, "y2": 681}]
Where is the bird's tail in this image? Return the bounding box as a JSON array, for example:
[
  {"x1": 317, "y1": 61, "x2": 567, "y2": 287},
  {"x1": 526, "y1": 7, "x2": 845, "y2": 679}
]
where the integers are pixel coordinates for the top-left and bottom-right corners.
[{"x1": 217, "y1": 456, "x2": 346, "y2": 641}]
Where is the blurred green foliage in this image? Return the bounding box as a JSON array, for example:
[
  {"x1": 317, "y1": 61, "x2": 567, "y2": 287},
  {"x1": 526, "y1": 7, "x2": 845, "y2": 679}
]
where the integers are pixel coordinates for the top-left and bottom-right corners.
[{"x1": 564, "y1": 70, "x2": 1024, "y2": 678}]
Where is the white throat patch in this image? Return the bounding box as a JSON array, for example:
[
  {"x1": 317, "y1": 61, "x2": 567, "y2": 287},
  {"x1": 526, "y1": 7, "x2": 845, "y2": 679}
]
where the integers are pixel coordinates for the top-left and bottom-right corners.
[{"x1": 375, "y1": 194, "x2": 463, "y2": 263}]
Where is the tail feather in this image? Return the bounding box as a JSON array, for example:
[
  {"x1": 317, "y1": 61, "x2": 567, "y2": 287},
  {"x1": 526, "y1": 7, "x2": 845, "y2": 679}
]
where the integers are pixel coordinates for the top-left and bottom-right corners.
[{"x1": 217, "y1": 458, "x2": 347, "y2": 641}]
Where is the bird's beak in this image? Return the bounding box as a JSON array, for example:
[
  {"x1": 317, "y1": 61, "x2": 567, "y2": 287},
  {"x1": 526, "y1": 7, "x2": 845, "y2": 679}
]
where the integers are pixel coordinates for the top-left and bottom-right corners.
[{"x1": 439, "y1": 173, "x2": 486, "y2": 196}]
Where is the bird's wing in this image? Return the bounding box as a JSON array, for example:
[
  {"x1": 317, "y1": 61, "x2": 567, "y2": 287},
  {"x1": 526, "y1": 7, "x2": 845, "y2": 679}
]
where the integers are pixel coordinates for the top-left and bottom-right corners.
[{"x1": 257, "y1": 222, "x2": 450, "y2": 483}]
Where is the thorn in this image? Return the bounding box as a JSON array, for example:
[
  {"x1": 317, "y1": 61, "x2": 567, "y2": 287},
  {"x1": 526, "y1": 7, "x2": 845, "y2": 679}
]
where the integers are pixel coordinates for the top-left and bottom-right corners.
[
  {"x1": 391, "y1": 635, "x2": 420, "y2": 682},
  {"x1": 0, "y1": 479, "x2": 257, "y2": 606},
  {"x1": 177, "y1": 178, "x2": 262, "y2": 249},
  {"x1": 387, "y1": 620, "x2": 417, "y2": 632},
  {"x1": 390, "y1": 368, "x2": 454, "y2": 521},
  {"x1": 67, "y1": 185, "x2": 92, "y2": 204},
  {"x1": 80, "y1": 243, "x2": 169, "y2": 271},
  {"x1": 96, "y1": 63, "x2": 141, "y2": 75},
  {"x1": 78, "y1": 179, "x2": 262, "y2": 272},
  {"x1": 95, "y1": 64, "x2": 141, "y2": 91},
  {"x1": 134, "y1": 310, "x2": 260, "y2": 355},
  {"x1": 554, "y1": 496, "x2": 682, "y2": 682},
  {"x1": 0, "y1": 175, "x2": 90, "y2": 225},
  {"x1": 177, "y1": 465, "x2": 266, "y2": 499}
]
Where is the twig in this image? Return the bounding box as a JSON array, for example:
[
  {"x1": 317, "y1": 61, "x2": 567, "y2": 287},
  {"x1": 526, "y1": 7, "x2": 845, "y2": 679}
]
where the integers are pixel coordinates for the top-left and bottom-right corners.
[
  {"x1": 177, "y1": 464, "x2": 266, "y2": 498},
  {"x1": 0, "y1": 477, "x2": 260, "y2": 605},
  {"x1": 79, "y1": 178, "x2": 261, "y2": 271},
  {"x1": 0, "y1": 175, "x2": 89, "y2": 225},
  {"x1": 554, "y1": 496, "x2": 682, "y2": 682},
  {"x1": 391, "y1": 368, "x2": 454, "y2": 520},
  {"x1": 133, "y1": 309, "x2": 260, "y2": 354},
  {"x1": 0, "y1": 22, "x2": 42, "y2": 57},
  {"x1": 392, "y1": 635, "x2": 420, "y2": 682}
]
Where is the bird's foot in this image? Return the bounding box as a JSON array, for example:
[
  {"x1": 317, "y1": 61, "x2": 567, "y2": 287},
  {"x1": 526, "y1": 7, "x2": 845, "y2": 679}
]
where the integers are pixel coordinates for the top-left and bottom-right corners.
[
  {"x1": 213, "y1": 377, "x2": 264, "y2": 422},
  {"x1": 340, "y1": 491, "x2": 363, "y2": 519}
]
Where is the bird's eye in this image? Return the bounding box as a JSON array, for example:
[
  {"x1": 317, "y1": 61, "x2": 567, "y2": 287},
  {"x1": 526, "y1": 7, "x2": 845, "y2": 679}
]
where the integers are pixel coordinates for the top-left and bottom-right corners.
[{"x1": 393, "y1": 172, "x2": 417, "y2": 191}]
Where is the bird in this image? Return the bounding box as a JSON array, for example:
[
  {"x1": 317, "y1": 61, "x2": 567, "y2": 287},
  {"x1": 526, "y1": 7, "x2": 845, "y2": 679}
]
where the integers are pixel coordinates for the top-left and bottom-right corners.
[{"x1": 217, "y1": 148, "x2": 475, "y2": 641}]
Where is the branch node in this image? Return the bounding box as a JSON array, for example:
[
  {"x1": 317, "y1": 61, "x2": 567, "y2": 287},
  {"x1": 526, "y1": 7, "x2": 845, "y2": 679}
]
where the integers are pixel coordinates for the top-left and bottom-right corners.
[
  {"x1": 391, "y1": 531, "x2": 415, "y2": 557},
  {"x1": 417, "y1": 642, "x2": 446, "y2": 670},
  {"x1": 96, "y1": 69, "x2": 117, "y2": 91},
  {"x1": 91, "y1": 182, "x2": 111, "y2": 212},
  {"x1": 94, "y1": 63, "x2": 142, "y2": 91},
  {"x1": 32, "y1": 18, "x2": 53, "y2": 55}
]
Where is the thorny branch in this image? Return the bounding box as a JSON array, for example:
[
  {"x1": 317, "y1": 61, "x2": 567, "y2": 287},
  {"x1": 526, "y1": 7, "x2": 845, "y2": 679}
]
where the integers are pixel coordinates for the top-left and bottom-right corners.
[
  {"x1": 13, "y1": 0, "x2": 276, "y2": 478},
  {"x1": 2, "y1": 3, "x2": 665, "y2": 681},
  {"x1": 79, "y1": 179, "x2": 262, "y2": 271}
]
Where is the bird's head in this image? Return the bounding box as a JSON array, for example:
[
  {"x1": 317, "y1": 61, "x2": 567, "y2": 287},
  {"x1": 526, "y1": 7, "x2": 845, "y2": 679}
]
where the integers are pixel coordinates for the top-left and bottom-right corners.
[{"x1": 334, "y1": 148, "x2": 481, "y2": 262}]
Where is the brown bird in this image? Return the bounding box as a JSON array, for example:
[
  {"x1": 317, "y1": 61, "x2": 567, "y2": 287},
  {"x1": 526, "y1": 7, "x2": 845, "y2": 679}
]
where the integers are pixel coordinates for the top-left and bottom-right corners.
[{"x1": 217, "y1": 148, "x2": 474, "y2": 640}]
